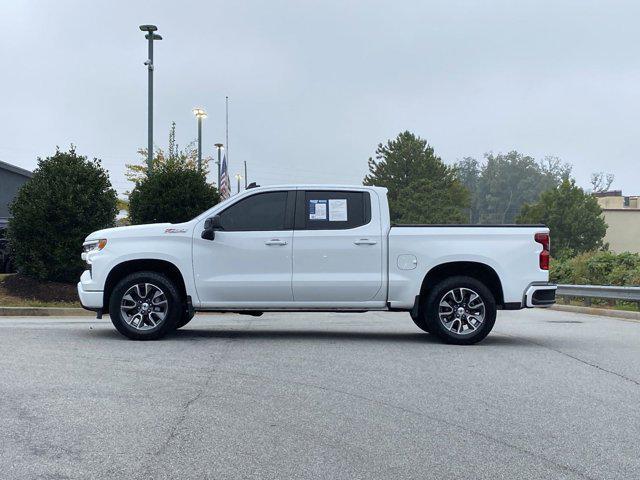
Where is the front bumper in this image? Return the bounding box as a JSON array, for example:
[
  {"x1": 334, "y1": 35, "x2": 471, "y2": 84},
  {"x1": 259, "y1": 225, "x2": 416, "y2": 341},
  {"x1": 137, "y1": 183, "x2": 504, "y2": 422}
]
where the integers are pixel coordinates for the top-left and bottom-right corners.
[
  {"x1": 524, "y1": 283, "x2": 556, "y2": 307},
  {"x1": 77, "y1": 270, "x2": 103, "y2": 310}
]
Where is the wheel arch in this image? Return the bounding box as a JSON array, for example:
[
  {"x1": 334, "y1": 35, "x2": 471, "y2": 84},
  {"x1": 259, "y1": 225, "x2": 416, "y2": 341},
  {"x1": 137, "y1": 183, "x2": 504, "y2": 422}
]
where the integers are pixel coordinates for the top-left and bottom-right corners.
[
  {"x1": 419, "y1": 261, "x2": 504, "y2": 308},
  {"x1": 103, "y1": 259, "x2": 187, "y2": 314}
]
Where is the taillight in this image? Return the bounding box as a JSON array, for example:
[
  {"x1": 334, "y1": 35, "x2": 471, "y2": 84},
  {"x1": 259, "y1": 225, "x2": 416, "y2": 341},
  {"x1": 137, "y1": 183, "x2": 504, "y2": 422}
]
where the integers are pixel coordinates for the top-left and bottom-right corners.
[{"x1": 535, "y1": 232, "x2": 550, "y2": 270}]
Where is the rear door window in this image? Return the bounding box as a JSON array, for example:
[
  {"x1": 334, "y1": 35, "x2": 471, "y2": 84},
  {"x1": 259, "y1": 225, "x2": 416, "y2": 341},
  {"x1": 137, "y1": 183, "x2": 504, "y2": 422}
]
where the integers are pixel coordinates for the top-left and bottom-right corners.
[{"x1": 295, "y1": 191, "x2": 371, "y2": 230}]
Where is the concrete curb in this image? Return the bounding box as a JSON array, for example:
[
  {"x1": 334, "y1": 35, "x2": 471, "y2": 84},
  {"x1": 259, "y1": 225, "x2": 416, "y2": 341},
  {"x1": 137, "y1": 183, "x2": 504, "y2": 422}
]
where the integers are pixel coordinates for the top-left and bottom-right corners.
[
  {"x1": 0, "y1": 306, "x2": 94, "y2": 317},
  {"x1": 0, "y1": 307, "x2": 227, "y2": 318},
  {"x1": 551, "y1": 304, "x2": 640, "y2": 322}
]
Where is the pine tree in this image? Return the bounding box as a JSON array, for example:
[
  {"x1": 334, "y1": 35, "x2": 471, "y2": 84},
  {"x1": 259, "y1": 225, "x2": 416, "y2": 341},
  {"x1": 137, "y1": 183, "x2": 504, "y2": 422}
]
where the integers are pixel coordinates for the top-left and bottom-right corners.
[{"x1": 364, "y1": 131, "x2": 469, "y2": 224}]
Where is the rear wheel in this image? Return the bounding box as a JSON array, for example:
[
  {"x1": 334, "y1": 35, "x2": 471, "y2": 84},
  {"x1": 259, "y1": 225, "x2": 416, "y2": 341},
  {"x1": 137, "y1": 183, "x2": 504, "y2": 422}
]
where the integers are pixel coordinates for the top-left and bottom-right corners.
[
  {"x1": 423, "y1": 276, "x2": 496, "y2": 345},
  {"x1": 109, "y1": 271, "x2": 182, "y2": 340}
]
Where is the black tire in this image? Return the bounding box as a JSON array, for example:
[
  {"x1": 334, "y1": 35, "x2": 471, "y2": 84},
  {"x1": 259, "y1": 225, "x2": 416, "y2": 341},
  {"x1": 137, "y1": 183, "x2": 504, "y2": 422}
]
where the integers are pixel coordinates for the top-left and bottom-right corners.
[
  {"x1": 108, "y1": 271, "x2": 182, "y2": 340},
  {"x1": 423, "y1": 276, "x2": 496, "y2": 345}
]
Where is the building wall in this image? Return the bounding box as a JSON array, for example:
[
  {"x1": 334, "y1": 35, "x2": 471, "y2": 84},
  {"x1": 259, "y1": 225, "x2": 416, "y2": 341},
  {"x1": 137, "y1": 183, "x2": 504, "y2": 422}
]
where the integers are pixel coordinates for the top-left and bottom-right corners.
[
  {"x1": 0, "y1": 168, "x2": 30, "y2": 218},
  {"x1": 602, "y1": 210, "x2": 640, "y2": 253},
  {"x1": 597, "y1": 195, "x2": 625, "y2": 209},
  {"x1": 596, "y1": 194, "x2": 640, "y2": 210}
]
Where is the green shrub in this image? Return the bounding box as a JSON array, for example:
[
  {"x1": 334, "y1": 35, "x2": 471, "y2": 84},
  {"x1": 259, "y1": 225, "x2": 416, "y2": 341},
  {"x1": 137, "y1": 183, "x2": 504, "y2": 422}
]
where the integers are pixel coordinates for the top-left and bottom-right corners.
[
  {"x1": 550, "y1": 250, "x2": 640, "y2": 286},
  {"x1": 549, "y1": 256, "x2": 573, "y2": 284},
  {"x1": 517, "y1": 179, "x2": 607, "y2": 258},
  {"x1": 8, "y1": 148, "x2": 117, "y2": 283},
  {"x1": 128, "y1": 159, "x2": 219, "y2": 225}
]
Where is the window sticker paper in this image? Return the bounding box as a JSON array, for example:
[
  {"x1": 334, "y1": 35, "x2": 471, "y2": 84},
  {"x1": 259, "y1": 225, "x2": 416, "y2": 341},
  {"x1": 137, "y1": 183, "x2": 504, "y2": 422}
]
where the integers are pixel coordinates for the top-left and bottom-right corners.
[
  {"x1": 329, "y1": 199, "x2": 348, "y2": 221},
  {"x1": 309, "y1": 199, "x2": 328, "y2": 220}
]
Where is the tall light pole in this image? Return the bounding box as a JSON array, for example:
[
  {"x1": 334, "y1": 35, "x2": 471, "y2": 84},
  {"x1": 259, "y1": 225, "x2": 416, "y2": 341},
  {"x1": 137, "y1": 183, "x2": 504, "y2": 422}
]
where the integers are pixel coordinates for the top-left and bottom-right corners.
[
  {"x1": 139, "y1": 25, "x2": 162, "y2": 174},
  {"x1": 192, "y1": 108, "x2": 207, "y2": 172},
  {"x1": 235, "y1": 173, "x2": 242, "y2": 194},
  {"x1": 214, "y1": 143, "x2": 224, "y2": 187}
]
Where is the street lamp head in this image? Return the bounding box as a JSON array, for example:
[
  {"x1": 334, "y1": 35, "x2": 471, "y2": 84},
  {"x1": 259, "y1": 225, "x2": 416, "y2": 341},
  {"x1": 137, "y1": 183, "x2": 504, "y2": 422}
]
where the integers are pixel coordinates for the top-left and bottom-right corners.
[
  {"x1": 145, "y1": 33, "x2": 163, "y2": 40},
  {"x1": 214, "y1": 143, "x2": 224, "y2": 149},
  {"x1": 139, "y1": 25, "x2": 158, "y2": 32},
  {"x1": 193, "y1": 108, "x2": 207, "y2": 119},
  {"x1": 235, "y1": 173, "x2": 243, "y2": 180}
]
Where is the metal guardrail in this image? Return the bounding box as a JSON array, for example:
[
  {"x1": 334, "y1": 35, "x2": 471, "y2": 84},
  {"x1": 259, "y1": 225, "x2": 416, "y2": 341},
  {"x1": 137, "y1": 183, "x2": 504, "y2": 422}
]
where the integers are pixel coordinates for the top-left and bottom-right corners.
[{"x1": 556, "y1": 284, "x2": 640, "y2": 301}]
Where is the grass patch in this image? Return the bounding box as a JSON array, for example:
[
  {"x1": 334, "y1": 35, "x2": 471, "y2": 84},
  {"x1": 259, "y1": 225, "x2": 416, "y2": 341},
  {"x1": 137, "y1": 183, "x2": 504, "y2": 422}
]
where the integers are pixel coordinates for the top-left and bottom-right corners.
[
  {"x1": 0, "y1": 274, "x2": 80, "y2": 308},
  {"x1": 557, "y1": 296, "x2": 640, "y2": 312}
]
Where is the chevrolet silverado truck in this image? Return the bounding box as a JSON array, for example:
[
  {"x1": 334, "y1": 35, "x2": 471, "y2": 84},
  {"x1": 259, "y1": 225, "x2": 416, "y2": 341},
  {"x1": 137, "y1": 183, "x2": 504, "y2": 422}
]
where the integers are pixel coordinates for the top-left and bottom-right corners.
[{"x1": 78, "y1": 185, "x2": 556, "y2": 344}]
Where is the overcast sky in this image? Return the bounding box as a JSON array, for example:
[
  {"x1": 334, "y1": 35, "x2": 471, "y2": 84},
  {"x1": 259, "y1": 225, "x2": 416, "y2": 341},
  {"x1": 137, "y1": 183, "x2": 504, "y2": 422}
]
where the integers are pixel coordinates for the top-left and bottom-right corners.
[{"x1": 1, "y1": 0, "x2": 638, "y2": 195}]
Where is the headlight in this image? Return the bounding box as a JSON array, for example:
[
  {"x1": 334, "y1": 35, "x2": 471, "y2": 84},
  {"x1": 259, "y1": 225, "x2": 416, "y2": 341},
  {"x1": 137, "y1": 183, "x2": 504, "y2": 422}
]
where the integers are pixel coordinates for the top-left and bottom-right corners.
[{"x1": 82, "y1": 239, "x2": 107, "y2": 253}]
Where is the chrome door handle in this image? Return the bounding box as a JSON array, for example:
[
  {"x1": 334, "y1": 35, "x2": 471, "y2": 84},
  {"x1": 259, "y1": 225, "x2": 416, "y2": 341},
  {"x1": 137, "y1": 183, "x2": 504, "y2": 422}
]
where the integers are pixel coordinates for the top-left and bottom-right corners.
[
  {"x1": 265, "y1": 239, "x2": 288, "y2": 246},
  {"x1": 354, "y1": 239, "x2": 377, "y2": 245}
]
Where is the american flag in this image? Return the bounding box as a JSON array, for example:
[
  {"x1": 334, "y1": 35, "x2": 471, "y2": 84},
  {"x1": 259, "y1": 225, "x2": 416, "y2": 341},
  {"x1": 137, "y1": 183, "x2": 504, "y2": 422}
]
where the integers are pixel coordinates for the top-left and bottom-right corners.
[{"x1": 219, "y1": 154, "x2": 231, "y2": 200}]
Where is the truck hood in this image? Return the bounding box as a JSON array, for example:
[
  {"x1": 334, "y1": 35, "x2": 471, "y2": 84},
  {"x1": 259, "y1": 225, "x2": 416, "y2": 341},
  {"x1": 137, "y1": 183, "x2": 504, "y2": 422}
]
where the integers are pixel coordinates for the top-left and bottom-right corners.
[{"x1": 85, "y1": 222, "x2": 193, "y2": 241}]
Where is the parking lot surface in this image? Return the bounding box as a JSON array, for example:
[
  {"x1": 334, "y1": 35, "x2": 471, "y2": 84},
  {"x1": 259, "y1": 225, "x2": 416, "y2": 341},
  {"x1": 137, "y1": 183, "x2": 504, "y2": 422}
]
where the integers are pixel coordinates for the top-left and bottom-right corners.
[{"x1": 0, "y1": 309, "x2": 639, "y2": 479}]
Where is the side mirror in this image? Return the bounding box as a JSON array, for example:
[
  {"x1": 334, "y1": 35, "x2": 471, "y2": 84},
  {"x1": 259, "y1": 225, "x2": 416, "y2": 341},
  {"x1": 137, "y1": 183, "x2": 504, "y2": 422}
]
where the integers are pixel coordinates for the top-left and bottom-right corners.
[{"x1": 201, "y1": 215, "x2": 222, "y2": 241}]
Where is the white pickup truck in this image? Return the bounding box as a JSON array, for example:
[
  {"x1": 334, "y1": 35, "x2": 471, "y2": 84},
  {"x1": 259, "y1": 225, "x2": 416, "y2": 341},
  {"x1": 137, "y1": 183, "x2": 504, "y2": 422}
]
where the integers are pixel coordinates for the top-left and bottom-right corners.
[{"x1": 78, "y1": 185, "x2": 555, "y2": 344}]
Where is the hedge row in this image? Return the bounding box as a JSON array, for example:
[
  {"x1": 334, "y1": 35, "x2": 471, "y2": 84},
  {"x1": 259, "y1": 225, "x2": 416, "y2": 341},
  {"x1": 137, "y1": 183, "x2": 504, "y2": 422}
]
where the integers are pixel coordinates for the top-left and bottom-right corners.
[{"x1": 551, "y1": 251, "x2": 640, "y2": 286}]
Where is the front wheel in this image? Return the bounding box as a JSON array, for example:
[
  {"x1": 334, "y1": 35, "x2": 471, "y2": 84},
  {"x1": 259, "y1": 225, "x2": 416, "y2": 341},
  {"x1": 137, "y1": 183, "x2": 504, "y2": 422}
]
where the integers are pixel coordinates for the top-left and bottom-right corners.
[
  {"x1": 109, "y1": 271, "x2": 182, "y2": 340},
  {"x1": 423, "y1": 276, "x2": 496, "y2": 345}
]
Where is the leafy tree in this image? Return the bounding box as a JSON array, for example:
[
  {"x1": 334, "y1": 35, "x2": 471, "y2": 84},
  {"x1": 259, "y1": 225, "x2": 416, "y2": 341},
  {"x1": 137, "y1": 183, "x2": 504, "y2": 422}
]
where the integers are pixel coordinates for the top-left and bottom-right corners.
[
  {"x1": 126, "y1": 122, "x2": 211, "y2": 183},
  {"x1": 477, "y1": 152, "x2": 566, "y2": 223},
  {"x1": 540, "y1": 155, "x2": 572, "y2": 184},
  {"x1": 517, "y1": 179, "x2": 607, "y2": 258},
  {"x1": 458, "y1": 151, "x2": 572, "y2": 224},
  {"x1": 590, "y1": 172, "x2": 615, "y2": 193},
  {"x1": 8, "y1": 147, "x2": 117, "y2": 282},
  {"x1": 453, "y1": 157, "x2": 481, "y2": 222},
  {"x1": 364, "y1": 131, "x2": 469, "y2": 223},
  {"x1": 128, "y1": 159, "x2": 220, "y2": 224}
]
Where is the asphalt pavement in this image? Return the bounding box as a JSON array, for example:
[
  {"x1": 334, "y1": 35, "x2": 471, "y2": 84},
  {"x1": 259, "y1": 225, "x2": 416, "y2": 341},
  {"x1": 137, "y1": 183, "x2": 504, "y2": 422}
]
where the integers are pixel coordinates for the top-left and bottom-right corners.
[{"x1": 0, "y1": 309, "x2": 638, "y2": 479}]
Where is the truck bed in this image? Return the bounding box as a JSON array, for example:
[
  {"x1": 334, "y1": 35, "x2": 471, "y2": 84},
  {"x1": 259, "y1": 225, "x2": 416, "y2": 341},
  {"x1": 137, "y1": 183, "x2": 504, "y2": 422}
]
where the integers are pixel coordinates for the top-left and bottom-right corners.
[
  {"x1": 386, "y1": 224, "x2": 549, "y2": 309},
  {"x1": 392, "y1": 224, "x2": 546, "y2": 227}
]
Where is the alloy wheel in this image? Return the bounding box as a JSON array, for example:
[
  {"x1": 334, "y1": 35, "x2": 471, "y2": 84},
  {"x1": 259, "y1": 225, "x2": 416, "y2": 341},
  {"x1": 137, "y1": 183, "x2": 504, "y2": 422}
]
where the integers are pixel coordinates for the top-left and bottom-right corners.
[
  {"x1": 120, "y1": 283, "x2": 168, "y2": 331},
  {"x1": 438, "y1": 287, "x2": 486, "y2": 335}
]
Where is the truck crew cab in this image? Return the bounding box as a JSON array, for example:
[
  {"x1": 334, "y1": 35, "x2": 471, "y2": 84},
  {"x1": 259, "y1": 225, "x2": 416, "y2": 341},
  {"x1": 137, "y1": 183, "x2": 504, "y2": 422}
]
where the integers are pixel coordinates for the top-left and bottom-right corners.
[{"x1": 78, "y1": 185, "x2": 555, "y2": 344}]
